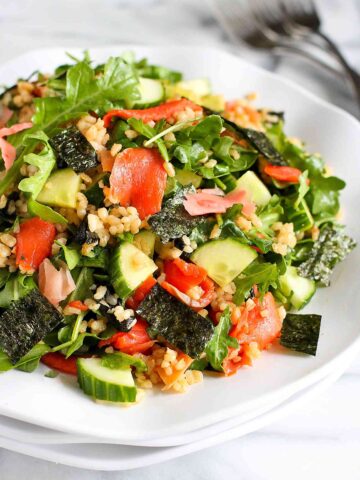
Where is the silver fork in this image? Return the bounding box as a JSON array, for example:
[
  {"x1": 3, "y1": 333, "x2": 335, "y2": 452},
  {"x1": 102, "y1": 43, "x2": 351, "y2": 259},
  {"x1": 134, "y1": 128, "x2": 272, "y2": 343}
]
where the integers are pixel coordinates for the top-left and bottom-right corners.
[
  {"x1": 211, "y1": 0, "x2": 360, "y2": 109},
  {"x1": 253, "y1": 0, "x2": 360, "y2": 108}
]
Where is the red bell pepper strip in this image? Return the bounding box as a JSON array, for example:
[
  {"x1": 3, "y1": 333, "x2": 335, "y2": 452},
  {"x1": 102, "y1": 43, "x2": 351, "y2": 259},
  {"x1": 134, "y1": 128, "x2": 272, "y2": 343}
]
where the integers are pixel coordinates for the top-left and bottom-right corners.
[
  {"x1": 41, "y1": 352, "x2": 78, "y2": 376},
  {"x1": 16, "y1": 217, "x2": 56, "y2": 271},
  {"x1": 103, "y1": 98, "x2": 202, "y2": 128},
  {"x1": 126, "y1": 276, "x2": 157, "y2": 310},
  {"x1": 263, "y1": 164, "x2": 304, "y2": 184},
  {"x1": 105, "y1": 147, "x2": 167, "y2": 219},
  {"x1": 67, "y1": 300, "x2": 89, "y2": 312},
  {"x1": 98, "y1": 319, "x2": 155, "y2": 354},
  {"x1": 163, "y1": 258, "x2": 207, "y2": 293}
]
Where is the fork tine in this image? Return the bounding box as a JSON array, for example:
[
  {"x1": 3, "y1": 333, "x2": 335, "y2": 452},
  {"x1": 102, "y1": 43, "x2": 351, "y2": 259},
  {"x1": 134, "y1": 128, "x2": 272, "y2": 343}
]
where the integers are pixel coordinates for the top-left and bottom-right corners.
[{"x1": 210, "y1": 0, "x2": 273, "y2": 48}]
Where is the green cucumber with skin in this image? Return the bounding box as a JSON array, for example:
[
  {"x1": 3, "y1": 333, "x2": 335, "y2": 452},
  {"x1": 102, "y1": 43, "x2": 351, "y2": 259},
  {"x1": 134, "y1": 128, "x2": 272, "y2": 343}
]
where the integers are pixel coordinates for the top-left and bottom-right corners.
[
  {"x1": 191, "y1": 238, "x2": 257, "y2": 288},
  {"x1": 279, "y1": 266, "x2": 316, "y2": 310},
  {"x1": 77, "y1": 357, "x2": 137, "y2": 403},
  {"x1": 110, "y1": 241, "x2": 157, "y2": 298},
  {"x1": 133, "y1": 77, "x2": 165, "y2": 107}
]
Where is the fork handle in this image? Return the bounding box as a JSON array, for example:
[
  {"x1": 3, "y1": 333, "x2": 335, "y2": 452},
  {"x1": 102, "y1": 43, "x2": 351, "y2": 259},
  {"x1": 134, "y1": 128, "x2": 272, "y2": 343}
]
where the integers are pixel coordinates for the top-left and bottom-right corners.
[{"x1": 316, "y1": 31, "x2": 360, "y2": 110}]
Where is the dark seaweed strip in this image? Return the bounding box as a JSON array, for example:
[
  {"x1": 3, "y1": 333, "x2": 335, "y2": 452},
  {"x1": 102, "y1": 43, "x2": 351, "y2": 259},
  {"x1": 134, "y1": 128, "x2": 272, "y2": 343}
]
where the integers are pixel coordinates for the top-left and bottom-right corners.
[
  {"x1": 148, "y1": 186, "x2": 206, "y2": 243},
  {"x1": 50, "y1": 126, "x2": 98, "y2": 172},
  {"x1": 0, "y1": 290, "x2": 63, "y2": 364},
  {"x1": 280, "y1": 313, "x2": 321, "y2": 356},
  {"x1": 298, "y1": 225, "x2": 356, "y2": 286},
  {"x1": 136, "y1": 284, "x2": 214, "y2": 358},
  {"x1": 224, "y1": 118, "x2": 286, "y2": 166}
]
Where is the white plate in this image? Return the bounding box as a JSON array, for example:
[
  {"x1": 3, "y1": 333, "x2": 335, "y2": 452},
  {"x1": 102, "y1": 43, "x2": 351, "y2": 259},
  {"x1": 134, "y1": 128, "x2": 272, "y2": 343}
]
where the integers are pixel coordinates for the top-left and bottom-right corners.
[
  {"x1": 0, "y1": 345, "x2": 357, "y2": 448},
  {"x1": 0, "y1": 361, "x2": 349, "y2": 471},
  {"x1": 0, "y1": 45, "x2": 359, "y2": 443}
]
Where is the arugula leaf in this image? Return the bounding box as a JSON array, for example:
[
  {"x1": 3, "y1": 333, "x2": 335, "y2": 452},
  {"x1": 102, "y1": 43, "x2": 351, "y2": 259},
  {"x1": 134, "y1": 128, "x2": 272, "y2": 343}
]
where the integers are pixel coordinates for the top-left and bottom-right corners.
[
  {"x1": 0, "y1": 343, "x2": 50, "y2": 373},
  {"x1": 257, "y1": 195, "x2": 283, "y2": 231},
  {"x1": 211, "y1": 136, "x2": 257, "y2": 173},
  {"x1": 101, "y1": 352, "x2": 147, "y2": 372},
  {"x1": 33, "y1": 57, "x2": 139, "y2": 134},
  {"x1": 205, "y1": 308, "x2": 238, "y2": 371},
  {"x1": 298, "y1": 225, "x2": 356, "y2": 286},
  {"x1": 220, "y1": 205, "x2": 273, "y2": 253},
  {"x1": 56, "y1": 242, "x2": 81, "y2": 270},
  {"x1": 65, "y1": 333, "x2": 99, "y2": 357},
  {"x1": 15, "y1": 343, "x2": 50, "y2": 372},
  {"x1": 18, "y1": 131, "x2": 56, "y2": 199},
  {"x1": 28, "y1": 198, "x2": 68, "y2": 224},
  {"x1": 308, "y1": 176, "x2": 345, "y2": 218},
  {"x1": 133, "y1": 56, "x2": 182, "y2": 83},
  {"x1": 127, "y1": 118, "x2": 169, "y2": 162},
  {"x1": 0, "y1": 274, "x2": 36, "y2": 309},
  {"x1": 68, "y1": 267, "x2": 94, "y2": 302},
  {"x1": 233, "y1": 261, "x2": 278, "y2": 305}
]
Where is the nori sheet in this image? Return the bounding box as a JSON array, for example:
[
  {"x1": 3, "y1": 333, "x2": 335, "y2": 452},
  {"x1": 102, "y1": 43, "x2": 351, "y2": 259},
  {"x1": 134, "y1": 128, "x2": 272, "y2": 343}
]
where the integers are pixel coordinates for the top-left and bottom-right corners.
[
  {"x1": 148, "y1": 186, "x2": 207, "y2": 243},
  {"x1": 224, "y1": 119, "x2": 286, "y2": 166},
  {"x1": 298, "y1": 225, "x2": 356, "y2": 286},
  {"x1": 0, "y1": 289, "x2": 63, "y2": 364},
  {"x1": 50, "y1": 126, "x2": 98, "y2": 172},
  {"x1": 136, "y1": 284, "x2": 214, "y2": 358},
  {"x1": 280, "y1": 313, "x2": 321, "y2": 356}
]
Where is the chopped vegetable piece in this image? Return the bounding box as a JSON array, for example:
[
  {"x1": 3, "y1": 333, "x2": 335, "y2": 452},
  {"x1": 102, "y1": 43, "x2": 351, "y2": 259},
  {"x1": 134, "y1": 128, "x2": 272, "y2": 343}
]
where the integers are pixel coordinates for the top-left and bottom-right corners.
[
  {"x1": 67, "y1": 300, "x2": 89, "y2": 312},
  {"x1": 298, "y1": 225, "x2": 356, "y2": 286},
  {"x1": 103, "y1": 98, "x2": 202, "y2": 127},
  {"x1": 163, "y1": 258, "x2": 207, "y2": 293},
  {"x1": 230, "y1": 292, "x2": 282, "y2": 350},
  {"x1": 107, "y1": 147, "x2": 167, "y2": 219},
  {"x1": 101, "y1": 352, "x2": 147, "y2": 372},
  {"x1": 38, "y1": 258, "x2": 75, "y2": 306},
  {"x1": 280, "y1": 313, "x2": 322, "y2": 356},
  {"x1": 126, "y1": 276, "x2": 157, "y2": 310},
  {"x1": 0, "y1": 289, "x2": 63, "y2": 364},
  {"x1": 41, "y1": 352, "x2": 78, "y2": 375},
  {"x1": 156, "y1": 351, "x2": 193, "y2": 388},
  {"x1": 99, "y1": 319, "x2": 155, "y2": 354},
  {"x1": 205, "y1": 308, "x2": 238, "y2": 372},
  {"x1": 136, "y1": 284, "x2": 214, "y2": 358},
  {"x1": 49, "y1": 126, "x2": 98, "y2": 172},
  {"x1": 264, "y1": 164, "x2": 303, "y2": 184},
  {"x1": 36, "y1": 168, "x2": 81, "y2": 209},
  {"x1": 184, "y1": 188, "x2": 255, "y2": 217},
  {"x1": 161, "y1": 277, "x2": 215, "y2": 309},
  {"x1": 148, "y1": 186, "x2": 207, "y2": 243},
  {"x1": 0, "y1": 122, "x2": 33, "y2": 170},
  {"x1": 77, "y1": 357, "x2": 137, "y2": 403},
  {"x1": 16, "y1": 217, "x2": 56, "y2": 271}
]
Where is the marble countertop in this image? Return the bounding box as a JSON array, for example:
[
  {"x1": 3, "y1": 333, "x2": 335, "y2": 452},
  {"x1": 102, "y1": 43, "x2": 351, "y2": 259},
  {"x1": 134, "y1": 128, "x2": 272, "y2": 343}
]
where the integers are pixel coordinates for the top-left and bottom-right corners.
[{"x1": 0, "y1": 0, "x2": 359, "y2": 478}]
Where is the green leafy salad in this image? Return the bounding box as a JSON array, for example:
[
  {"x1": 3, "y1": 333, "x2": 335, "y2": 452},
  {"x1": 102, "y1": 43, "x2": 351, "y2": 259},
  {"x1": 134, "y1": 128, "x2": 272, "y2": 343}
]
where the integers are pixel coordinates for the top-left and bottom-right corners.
[{"x1": 0, "y1": 51, "x2": 355, "y2": 403}]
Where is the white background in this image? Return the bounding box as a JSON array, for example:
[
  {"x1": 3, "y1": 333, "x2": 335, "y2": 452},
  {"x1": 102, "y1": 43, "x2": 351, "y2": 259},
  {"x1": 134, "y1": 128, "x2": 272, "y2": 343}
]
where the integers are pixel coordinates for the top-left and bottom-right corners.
[{"x1": 0, "y1": 0, "x2": 359, "y2": 478}]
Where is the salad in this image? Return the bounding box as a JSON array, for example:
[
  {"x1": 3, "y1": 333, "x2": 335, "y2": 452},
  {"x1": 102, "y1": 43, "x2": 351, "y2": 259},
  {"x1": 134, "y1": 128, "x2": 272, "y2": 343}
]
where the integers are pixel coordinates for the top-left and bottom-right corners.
[{"x1": 0, "y1": 52, "x2": 355, "y2": 404}]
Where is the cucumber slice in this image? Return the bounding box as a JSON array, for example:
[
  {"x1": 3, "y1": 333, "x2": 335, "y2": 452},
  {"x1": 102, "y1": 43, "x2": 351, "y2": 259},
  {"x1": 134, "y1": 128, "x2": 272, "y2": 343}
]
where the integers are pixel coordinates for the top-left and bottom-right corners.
[
  {"x1": 279, "y1": 266, "x2": 316, "y2": 310},
  {"x1": 77, "y1": 357, "x2": 137, "y2": 403},
  {"x1": 110, "y1": 241, "x2": 157, "y2": 298},
  {"x1": 37, "y1": 168, "x2": 81, "y2": 209},
  {"x1": 133, "y1": 230, "x2": 157, "y2": 257},
  {"x1": 235, "y1": 171, "x2": 271, "y2": 207},
  {"x1": 134, "y1": 77, "x2": 164, "y2": 106},
  {"x1": 176, "y1": 78, "x2": 211, "y2": 97},
  {"x1": 175, "y1": 168, "x2": 202, "y2": 188},
  {"x1": 191, "y1": 238, "x2": 257, "y2": 287},
  {"x1": 199, "y1": 94, "x2": 225, "y2": 112}
]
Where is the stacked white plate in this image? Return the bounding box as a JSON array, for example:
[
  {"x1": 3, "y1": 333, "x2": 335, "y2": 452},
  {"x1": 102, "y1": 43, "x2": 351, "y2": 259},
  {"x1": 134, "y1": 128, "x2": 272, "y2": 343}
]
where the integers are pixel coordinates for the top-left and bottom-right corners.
[{"x1": 0, "y1": 46, "x2": 359, "y2": 470}]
